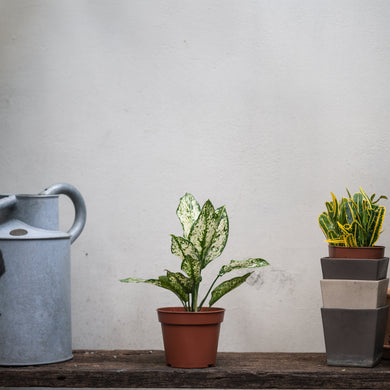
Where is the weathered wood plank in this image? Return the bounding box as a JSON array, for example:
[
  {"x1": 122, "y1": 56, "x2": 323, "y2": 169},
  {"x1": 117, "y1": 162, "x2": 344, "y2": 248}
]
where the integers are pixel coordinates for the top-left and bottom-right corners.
[{"x1": 1, "y1": 350, "x2": 390, "y2": 389}]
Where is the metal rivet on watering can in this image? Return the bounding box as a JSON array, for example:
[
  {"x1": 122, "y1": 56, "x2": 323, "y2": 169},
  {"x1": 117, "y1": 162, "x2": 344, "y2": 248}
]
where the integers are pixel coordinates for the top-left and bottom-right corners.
[{"x1": 0, "y1": 183, "x2": 86, "y2": 366}]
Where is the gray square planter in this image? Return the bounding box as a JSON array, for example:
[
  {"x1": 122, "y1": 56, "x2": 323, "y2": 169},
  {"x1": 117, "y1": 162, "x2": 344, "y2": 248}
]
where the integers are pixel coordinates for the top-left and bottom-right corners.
[
  {"x1": 321, "y1": 306, "x2": 389, "y2": 367},
  {"x1": 321, "y1": 257, "x2": 389, "y2": 280},
  {"x1": 320, "y1": 279, "x2": 389, "y2": 309}
]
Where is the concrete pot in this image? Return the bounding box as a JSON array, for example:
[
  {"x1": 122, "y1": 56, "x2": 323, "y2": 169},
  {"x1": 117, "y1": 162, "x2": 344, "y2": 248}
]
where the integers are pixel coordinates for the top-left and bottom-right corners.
[
  {"x1": 382, "y1": 289, "x2": 390, "y2": 359},
  {"x1": 320, "y1": 246, "x2": 388, "y2": 367},
  {"x1": 157, "y1": 307, "x2": 225, "y2": 368},
  {"x1": 321, "y1": 257, "x2": 389, "y2": 280},
  {"x1": 321, "y1": 279, "x2": 389, "y2": 309},
  {"x1": 321, "y1": 306, "x2": 389, "y2": 367}
]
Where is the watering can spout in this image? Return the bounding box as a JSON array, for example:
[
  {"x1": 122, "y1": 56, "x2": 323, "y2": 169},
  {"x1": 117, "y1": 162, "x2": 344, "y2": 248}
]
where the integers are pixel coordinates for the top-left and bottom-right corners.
[{"x1": 0, "y1": 195, "x2": 17, "y2": 211}]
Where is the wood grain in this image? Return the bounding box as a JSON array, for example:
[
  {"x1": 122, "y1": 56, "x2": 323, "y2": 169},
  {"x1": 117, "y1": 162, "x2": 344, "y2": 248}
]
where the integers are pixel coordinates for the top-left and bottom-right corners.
[{"x1": 1, "y1": 350, "x2": 390, "y2": 388}]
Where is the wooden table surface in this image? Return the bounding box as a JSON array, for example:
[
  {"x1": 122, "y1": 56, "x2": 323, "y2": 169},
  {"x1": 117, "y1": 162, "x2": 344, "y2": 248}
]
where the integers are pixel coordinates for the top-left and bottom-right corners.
[{"x1": 1, "y1": 350, "x2": 390, "y2": 389}]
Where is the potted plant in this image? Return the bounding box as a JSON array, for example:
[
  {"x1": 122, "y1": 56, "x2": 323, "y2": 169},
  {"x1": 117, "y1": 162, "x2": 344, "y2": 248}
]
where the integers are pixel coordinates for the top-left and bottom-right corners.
[
  {"x1": 318, "y1": 187, "x2": 389, "y2": 367},
  {"x1": 318, "y1": 188, "x2": 388, "y2": 279},
  {"x1": 319, "y1": 187, "x2": 387, "y2": 259},
  {"x1": 120, "y1": 193, "x2": 269, "y2": 368}
]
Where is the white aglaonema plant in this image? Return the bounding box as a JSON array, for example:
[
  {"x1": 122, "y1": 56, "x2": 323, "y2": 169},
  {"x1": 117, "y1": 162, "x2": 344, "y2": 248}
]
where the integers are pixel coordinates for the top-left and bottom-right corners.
[{"x1": 120, "y1": 193, "x2": 270, "y2": 312}]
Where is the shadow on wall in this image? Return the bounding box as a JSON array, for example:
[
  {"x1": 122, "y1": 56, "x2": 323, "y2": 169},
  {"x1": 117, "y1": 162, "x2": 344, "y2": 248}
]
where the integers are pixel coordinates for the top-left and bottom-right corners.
[{"x1": 248, "y1": 266, "x2": 296, "y2": 294}]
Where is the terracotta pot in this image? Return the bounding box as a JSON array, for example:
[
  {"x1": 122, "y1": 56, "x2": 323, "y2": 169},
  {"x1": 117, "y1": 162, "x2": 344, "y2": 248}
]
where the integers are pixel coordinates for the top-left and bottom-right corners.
[
  {"x1": 328, "y1": 245, "x2": 385, "y2": 259},
  {"x1": 157, "y1": 307, "x2": 225, "y2": 368}
]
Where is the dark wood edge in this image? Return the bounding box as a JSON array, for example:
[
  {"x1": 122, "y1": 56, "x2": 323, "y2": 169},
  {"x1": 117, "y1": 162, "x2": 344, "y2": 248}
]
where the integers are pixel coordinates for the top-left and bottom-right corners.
[{"x1": 1, "y1": 350, "x2": 390, "y2": 389}]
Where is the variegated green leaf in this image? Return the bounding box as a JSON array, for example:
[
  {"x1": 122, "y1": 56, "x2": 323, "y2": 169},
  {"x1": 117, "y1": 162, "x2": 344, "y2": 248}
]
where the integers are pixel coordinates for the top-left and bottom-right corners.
[
  {"x1": 176, "y1": 193, "x2": 201, "y2": 239},
  {"x1": 318, "y1": 212, "x2": 335, "y2": 238},
  {"x1": 353, "y1": 193, "x2": 364, "y2": 223},
  {"x1": 120, "y1": 275, "x2": 189, "y2": 303},
  {"x1": 345, "y1": 201, "x2": 355, "y2": 224},
  {"x1": 120, "y1": 277, "x2": 156, "y2": 284},
  {"x1": 160, "y1": 272, "x2": 189, "y2": 302},
  {"x1": 359, "y1": 187, "x2": 371, "y2": 204},
  {"x1": 338, "y1": 198, "x2": 348, "y2": 225},
  {"x1": 330, "y1": 192, "x2": 338, "y2": 221},
  {"x1": 209, "y1": 273, "x2": 252, "y2": 307},
  {"x1": 361, "y1": 199, "x2": 369, "y2": 228},
  {"x1": 369, "y1": 206, "x2": 385, "y2": 246},
  {"x1": 372, "y1": 195, "x2": 388, "y2": 204},
  {"x1": 325, "y1": 202, "x2": 334, "y2": 221},
  {"x1": 327, "y1": 238, "x2": 345, "y2": 245},
  {"x1": 188, "y1": 200, "x2": 219, "y2": 265},
  {"x1": 327, "y1": 229, "x2": 339, "y2": 240},
  {"x1": 337, "y1": 222, "x2": 352, "y2": 235},
  {"x1": 351, "y1": 220, "x2": 364, "y2": 246},
  {"x1": 181, "y1": 255, "x2": 201, "y2": 283},
  {"x1": 171, "y1": 235, "x2": 200, "y2": 262},
  {"x1": 219, "y1": 258, "x2": 269, "y2": 277},
  {"x1": 203, "y1": 206, "x2": 229, "y2": 266},
  {"x1": 344, "y1": 233, "x2": 356, "y2": 247},
  {"x1": 166, "y1": 271, "x2": 193, "y2": 294}
]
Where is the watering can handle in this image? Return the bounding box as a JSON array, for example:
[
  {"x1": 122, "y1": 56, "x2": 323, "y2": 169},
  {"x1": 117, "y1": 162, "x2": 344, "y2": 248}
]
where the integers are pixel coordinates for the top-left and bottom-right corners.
[
  {"x1": 40, "y1": 183, "x2": 86, "y2": 244},
  {"x1": 0, "y1": 195, "x2": 17, "y2": 210}
]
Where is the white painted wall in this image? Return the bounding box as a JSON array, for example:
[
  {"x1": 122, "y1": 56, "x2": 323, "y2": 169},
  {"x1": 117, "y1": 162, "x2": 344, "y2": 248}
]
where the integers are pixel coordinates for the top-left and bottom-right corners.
[{"x1": 1, "y1": 0, "x2": 390, "y2": 352}]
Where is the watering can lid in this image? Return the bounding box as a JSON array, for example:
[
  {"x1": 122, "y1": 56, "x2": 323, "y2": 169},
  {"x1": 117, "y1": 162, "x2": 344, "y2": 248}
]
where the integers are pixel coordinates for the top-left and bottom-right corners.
[{"x1": 0, "y1": 219, "x2": 70, "y2": 240}]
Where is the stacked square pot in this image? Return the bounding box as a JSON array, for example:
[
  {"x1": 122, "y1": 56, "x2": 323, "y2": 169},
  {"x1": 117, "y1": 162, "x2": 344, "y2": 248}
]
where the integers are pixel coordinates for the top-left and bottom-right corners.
[
  {"x1": 320, "y1": 248, "x2": 389, "y2": 367},
  {"x1": 381, "y1": 288, "x2": 390, "y2": 359}
]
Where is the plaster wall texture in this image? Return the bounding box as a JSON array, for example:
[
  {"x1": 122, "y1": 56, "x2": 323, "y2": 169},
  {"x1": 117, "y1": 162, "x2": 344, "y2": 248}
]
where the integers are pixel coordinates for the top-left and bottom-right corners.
[{"x1": 0, "y1": 0, "x2": 390, "y2": 353}]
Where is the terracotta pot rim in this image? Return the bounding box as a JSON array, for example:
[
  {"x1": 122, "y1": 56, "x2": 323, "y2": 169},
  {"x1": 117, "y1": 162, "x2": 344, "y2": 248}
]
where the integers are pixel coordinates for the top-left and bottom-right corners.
[
  {"x1": 322, "y1": 255, "x2": 389, "y2": 258},
  {"x1": 328, "y1": 245, "x2": 385, "y2": 249},
  {"x1": 328, "y1": 245, "x2": 385, "y2": 259},
  {"x1": 157, "y1": 306, "x2": 225, "y2": 314}
]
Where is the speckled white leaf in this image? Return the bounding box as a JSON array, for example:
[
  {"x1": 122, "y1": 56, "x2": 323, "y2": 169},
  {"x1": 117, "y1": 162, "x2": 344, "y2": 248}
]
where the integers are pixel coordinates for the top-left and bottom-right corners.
[
  {"x1": 204, "y1": 206, "x2": 229, "y2": 266},
  {"x1": 176, "y1": 193, "x2": 201, "y2": 239},
  {"x1": 209, "y1": 273, "x2": 252, "y2": 307},
  {"x1": 159, "y1": 273, "x2": 189, "y2": 302},
  {"x1": 171, "y1": 235, "x2": 200, "y2": 262},
  {"x1": 166, "y1": 271, "x2": 193, "y2": 295},
  {"x1": 120, "y1": 277, "x2": 152, "y2": 283},
  {"x1": 120, "y1": 274, "x2": 189, "y2": 303},
  {"x1": 181, "y1": 255, "x2": 202, "y2": 283},
  {"x1": 188, "y1": 200, "x2": 218, "y2": 266},
  {"x1": 219, "y1": 258, "x2": 269, "y2": 276}
]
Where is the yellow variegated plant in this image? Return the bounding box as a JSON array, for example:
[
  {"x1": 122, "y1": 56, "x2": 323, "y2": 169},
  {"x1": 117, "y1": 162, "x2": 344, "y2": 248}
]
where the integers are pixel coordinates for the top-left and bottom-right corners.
[
  {"x1": 121, "y1": 193, "x2": 269, "y2": 311},
  {"x1": 318, "y1": 188, "x2": 387, "y2": 247}
]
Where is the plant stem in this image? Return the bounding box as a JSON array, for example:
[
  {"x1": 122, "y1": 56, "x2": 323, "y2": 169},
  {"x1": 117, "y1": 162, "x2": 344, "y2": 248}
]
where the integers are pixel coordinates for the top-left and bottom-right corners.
[
  {"x1": 192, "y1": 285, "x2": 199, "y2": 311},
  {"x1": 198, "y1": 274, "x2": 220, "y2": 310}
]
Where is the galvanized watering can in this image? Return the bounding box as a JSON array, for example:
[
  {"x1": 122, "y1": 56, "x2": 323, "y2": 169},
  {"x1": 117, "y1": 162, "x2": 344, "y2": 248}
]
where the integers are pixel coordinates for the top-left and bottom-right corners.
[{"x1": 0, "y1": 183, "x2": 86, "y2": 366}]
